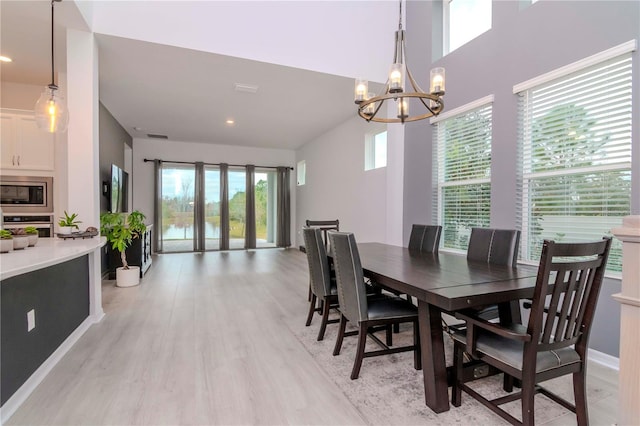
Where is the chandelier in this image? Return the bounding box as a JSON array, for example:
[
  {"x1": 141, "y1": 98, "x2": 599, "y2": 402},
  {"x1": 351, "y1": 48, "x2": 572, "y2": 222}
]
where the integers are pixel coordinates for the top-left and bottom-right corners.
[
  {"x1": 34, "y1": 0, "x2": 69, "y2": 133},
  {"x1": 354, "y1": 0, "x2": 445, "y2": 124}
]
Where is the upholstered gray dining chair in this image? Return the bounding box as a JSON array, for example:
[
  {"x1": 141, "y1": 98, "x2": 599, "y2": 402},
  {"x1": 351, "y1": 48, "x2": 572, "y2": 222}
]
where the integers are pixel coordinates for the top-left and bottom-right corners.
[
  {"x1": 451, "y1": 237, "x2": 612, "y2": 426},
  {"x1": 302, "y1": 227, "x2": 339, "y2": 341},
  {"x1": 328, "y1": 231, "x2": 421, "y2": 380},
  {"x1": 466, "y1": 227, "x2": 521, "y2": 323},
  {"x1": 408, "y1": 224, "x2": 442, "y2": 253}
]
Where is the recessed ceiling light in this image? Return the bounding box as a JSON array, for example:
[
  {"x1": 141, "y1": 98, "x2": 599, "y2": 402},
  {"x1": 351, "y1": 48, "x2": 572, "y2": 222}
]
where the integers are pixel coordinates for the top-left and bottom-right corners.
[
  {"x1": 133, "y1": 126, "x2": 144, "y2": 131},
  {"x1": 0, "y1": 56, "x2": 12, "y2": 63},
  {"x1": 226, "y1": 119, "x2": 235, "y2": 125}
]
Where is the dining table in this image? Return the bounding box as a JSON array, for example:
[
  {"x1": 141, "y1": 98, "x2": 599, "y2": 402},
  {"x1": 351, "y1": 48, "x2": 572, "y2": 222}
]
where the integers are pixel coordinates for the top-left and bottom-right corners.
[{"x1": 354, "y1": 242, "x2": 539, "y2": 413}]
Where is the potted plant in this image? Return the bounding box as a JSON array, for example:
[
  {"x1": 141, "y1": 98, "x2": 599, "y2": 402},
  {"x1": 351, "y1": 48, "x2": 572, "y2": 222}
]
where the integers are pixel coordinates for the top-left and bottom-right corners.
[
  {"x1": 58, "y1": 211, "x2": 81, "y2": 234},
  {"x1": 0, "y1": 229, "x2": 13, "y2": 253},
  {"x1": 10, "y1": 228, "x2": 29, "y2": 250},
  {"x1": 100, "y1": 210, "x2": 147, "y2": 287},
  {"x1": 24, "y1": 226, "x2": 39, "y2": 246}
]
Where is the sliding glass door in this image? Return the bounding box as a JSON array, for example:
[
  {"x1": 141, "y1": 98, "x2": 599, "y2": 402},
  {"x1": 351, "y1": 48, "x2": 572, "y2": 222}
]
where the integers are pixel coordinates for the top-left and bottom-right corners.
[
  {"x1": 228, "y1": 168, "x2": 246, "y2": 249},
  {"x1": 155, "y1": 162, "x2": 289, "y2": 252},
  {"x1": 160, "y1": 164, "x2": 195, "y2": 252},
  {"x1": 255, "y1": 169, "x2": 277, "y2": 248},
  {"x1": 204, "y1": 166, "x2": 221, "y2": 250}
]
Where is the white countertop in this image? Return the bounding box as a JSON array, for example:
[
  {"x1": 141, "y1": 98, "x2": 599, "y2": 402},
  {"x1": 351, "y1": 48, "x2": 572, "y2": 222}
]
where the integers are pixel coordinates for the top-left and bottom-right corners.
[{"x1": 0, "y1": 236, "x2": 107, "y2": 281}]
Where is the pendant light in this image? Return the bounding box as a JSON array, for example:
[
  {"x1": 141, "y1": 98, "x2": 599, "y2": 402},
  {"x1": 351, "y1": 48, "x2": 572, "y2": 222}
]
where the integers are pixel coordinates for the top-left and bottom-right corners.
[
  {"x1": 354, "y1": 0, "x2": 445, "y2": 124},
  {"x1": 34, "y1": 0, "x2": 69, "y2": 133}
]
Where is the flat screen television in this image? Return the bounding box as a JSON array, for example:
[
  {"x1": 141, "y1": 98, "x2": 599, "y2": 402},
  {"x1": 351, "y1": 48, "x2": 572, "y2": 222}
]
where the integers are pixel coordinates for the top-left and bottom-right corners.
[{"x1": 110, "y1": 164, "x2": 129, "y2": 213}]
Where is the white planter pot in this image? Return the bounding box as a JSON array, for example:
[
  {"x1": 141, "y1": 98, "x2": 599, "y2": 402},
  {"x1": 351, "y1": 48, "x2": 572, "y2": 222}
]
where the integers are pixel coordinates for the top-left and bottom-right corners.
[
  {"x1": 116, "y1": 266, "x2": 141, "y2": 287},
  {"x1": 12, "y1": 235, "x2": 29, "y2": 250},
  {"x1": 0, "y1": 239, "x2": 13, "y2": 253},
  {"x1": 58, "y1": 226, "x2": 75, "y2": 235},
  {"x1": 27, "y1": 234, "x2": 39, "y2": 246}
]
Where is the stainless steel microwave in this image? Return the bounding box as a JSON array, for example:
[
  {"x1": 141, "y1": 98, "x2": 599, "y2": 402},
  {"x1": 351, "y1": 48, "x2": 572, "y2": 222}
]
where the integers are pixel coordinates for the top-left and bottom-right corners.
[{"x1": 0, "y1": 176, "x2": 53, "y2": 213}]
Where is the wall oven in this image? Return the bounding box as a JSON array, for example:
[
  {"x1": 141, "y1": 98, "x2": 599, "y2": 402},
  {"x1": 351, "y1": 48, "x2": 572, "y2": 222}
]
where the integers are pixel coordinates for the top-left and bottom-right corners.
[
  {"x1": 0, "y1": 176, "x2": 53, "y2": 214},
  {"x1": 3, "y1": 214, "x2": 54, "y2": 238}
]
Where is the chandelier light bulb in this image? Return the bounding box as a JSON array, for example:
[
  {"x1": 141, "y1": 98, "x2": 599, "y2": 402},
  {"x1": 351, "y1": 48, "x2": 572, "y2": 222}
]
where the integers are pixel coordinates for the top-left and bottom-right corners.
[
  {"x1": 430, "y1": 67, "x2": 446, "y2": 95},
  {"x1": 389, "y1": 63, "x2": 405, "y2": 93},
  {"x1": 354, "y1": 79, "x2": 368, "y2": 104}
]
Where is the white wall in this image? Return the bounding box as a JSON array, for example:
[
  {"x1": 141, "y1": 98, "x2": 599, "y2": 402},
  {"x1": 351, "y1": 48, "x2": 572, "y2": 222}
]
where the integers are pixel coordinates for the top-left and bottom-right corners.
[
  {"x1": 132, "y1": 138, "x2": 296, "y2": 242},
  {"x1": 84, "y1": 1, "x2": 397, "y2": 82},
  {"x1": 295, "y1": 116, "x2": 389, "y2": 247}
]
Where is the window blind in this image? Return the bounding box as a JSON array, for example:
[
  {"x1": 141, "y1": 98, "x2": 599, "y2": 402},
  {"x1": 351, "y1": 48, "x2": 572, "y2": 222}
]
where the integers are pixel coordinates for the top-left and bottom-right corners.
[
  {"x1": 518, "y1": 54, "x2": 632, "y2": 272},
  {"x1": 434, "y1": 103, "x2": 492, "y2": 251}
]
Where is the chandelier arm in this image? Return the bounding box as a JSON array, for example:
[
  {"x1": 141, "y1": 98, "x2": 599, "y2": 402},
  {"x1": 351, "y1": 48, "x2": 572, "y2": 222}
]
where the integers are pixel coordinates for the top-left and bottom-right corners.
[{"x1": 405, "y1": 66, "x2": 427, "y2": 94}]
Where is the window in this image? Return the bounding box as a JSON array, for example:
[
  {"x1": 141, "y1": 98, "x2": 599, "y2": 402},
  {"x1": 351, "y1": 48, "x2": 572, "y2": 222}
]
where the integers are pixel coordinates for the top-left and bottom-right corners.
[
  {"x1": 444, "y1": 0, "x2": 492, "y2": 55},
  {"x1": 518, "y1": 53, "x2": 632, "y2": 273},
  {"x1": 434, "y1": 100, "x2": 493, "y2": 251},
  {"x1": 297, "y1": 160, "x2": 306, "y2": 186},
  {"x1": 365, "y1": 130, "x2": 387, "y2": 171}
]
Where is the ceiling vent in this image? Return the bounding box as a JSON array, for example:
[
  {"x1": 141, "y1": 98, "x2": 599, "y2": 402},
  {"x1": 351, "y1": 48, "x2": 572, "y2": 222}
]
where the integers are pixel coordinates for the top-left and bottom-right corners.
[
  {"x1": 234, "y1": 83, "x2": 259, "y2": 93},
  {"x1": 147, "y1": 133, "x2": 168, "y2": 139}
]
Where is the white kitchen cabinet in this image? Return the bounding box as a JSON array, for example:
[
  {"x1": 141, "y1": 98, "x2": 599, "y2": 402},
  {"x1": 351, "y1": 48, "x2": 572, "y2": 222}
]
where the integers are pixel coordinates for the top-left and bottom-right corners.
[{"x1": 1, "y1": 110, "x2": 55, "y2": 171}]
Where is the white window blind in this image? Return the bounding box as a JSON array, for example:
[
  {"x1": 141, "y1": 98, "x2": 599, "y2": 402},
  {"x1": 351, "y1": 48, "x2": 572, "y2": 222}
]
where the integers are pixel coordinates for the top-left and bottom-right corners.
[
  {"x1": 434, "y1": 102, "x2": 492, "y2": 250},
  {"x1": 518, "y1": 54, "x2": 632, "y2": 273}
]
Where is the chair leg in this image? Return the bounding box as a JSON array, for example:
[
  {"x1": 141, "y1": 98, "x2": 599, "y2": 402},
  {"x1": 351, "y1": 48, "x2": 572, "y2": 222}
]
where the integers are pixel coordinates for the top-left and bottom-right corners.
[
  {"x1": 413, "y1": 319, "x2": 421, "y2": 370},
  {"x1": 350, "y1": 322, "x2": 368, "y2": 380},
  {"x1": 503, "y1": 373, "x2": 514, "y2": 392},
  {"x1": 317, "y1": 296, "x2": 331, "y2": 341},
  {"x1": 451, "y1": 341, "x2": 464, "y2": 407},
  {"x1": 393, "y1": 323, "x2": 400, "y2": 333},
  {"x1": 305, "y1": 294, "x2": 317, "y2": 326},
  {"x1": 308, "y1": 282, "x2": 312, "y2": 301},
  {"x1": 521, "y1": 376, "x2": 535, "y2": 426},
  {"x1": 333, "y1": 314, "x2": 347, "y2": 356},
  {"x1": 573, "y1": 370, "x2": 589, "y2": 426},
  {"x1": 386, "y1": 324, "x2": 393, "y2": 346}
]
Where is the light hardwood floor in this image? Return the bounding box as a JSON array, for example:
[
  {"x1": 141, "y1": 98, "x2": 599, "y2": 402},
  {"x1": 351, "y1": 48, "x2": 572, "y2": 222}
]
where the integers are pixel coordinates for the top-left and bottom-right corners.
[{"x1": 7, "y1": 249, "x2": 618, "y2": 425}]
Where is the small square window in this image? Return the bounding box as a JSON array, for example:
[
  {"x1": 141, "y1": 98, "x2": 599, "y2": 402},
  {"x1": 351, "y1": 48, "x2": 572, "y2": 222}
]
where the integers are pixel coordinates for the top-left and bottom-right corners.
[
  {"x1": 297, "y1": 160, "x2": 306, "y2": 186},
  {"x1": 365, "y1": 131, "x2": 387, "y2": 171}
]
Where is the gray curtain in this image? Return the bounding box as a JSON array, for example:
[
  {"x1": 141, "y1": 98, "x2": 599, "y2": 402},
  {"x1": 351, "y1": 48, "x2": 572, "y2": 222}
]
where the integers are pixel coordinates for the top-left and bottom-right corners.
[
  {"x1": 220, "y1": 163, "x2": 229, "y2": 250},
  {"x1": 194, "y1": 162, "x2": 205, "y2": 251},
  {"x1": 276, "y1": 167, "x2": 291, "y2": 247},
  {"x1": 153, "y1": 159, "x2": 163, "y2": 253},
  {"x1": 245, "y1": 164, "x2": 256, "y2": 249}
]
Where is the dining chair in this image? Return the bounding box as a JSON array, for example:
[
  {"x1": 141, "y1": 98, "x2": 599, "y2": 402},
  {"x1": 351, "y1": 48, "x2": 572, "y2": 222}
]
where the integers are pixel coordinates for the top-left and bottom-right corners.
[
  {"x1": 328, "y1": 231, "x2": 421, "y2": 380},
  {"x1": 408, "y1": 224, "x2": 442, "y2": 253},
  {"x1": 305, "y1": 220, "x2": 340, "y2": 302},
  {"x1": 450, "y1": 237, "x2": 612, "y2": 426},
  {"x1": 466, "y1": 227, "x2": 521, "y2": 323},
  {"x1": 302, "y1": 227, "x2": 340, "y2": 341}
]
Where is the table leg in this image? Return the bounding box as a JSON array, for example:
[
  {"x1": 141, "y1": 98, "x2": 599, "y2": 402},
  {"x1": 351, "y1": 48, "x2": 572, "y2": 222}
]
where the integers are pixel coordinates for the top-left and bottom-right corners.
[{"x1": 418, "y1": 300, "x2": 450, "y2": 413}]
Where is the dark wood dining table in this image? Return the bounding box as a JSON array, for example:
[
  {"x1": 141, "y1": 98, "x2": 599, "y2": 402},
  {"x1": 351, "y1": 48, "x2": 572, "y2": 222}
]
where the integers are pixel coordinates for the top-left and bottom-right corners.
[{"x1": 355, "y1": 243, "x2": 539, "y2": 413}]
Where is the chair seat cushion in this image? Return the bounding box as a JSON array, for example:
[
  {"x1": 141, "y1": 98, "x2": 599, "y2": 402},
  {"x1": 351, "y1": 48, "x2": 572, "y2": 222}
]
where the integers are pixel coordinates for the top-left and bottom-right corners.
[
  {"x1": 367, "y1": 296, "x2": 418, "y2": 321},
  {"x1": 452, "y1": 324, "x2": 581, "y2": 373}
]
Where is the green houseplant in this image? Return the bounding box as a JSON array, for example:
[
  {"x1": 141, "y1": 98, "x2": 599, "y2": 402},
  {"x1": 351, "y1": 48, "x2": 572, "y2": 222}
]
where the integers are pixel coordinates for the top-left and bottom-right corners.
[
  {"x1": 100, "y1": 211, "x2": 147, "y2": 287},
  {"x1": 0, "y1": 229, "x2": 13, "y2": 253},
  {"x1": 58, "y1": 211, "x2": 81, "y2": 234}
]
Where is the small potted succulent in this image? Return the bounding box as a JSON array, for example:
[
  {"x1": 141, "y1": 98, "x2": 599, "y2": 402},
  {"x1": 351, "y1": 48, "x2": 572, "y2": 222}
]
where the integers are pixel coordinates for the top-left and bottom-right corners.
[
  {"x1": 24, "y1": 226, "x2": 39, "y2": 246},
  {"x1": 58, "y1": 211, "x2": 81, "y2": 234},
  {"x1": 10, "y1": 228, "x2": 29, "y2": 250},
  {"x1": 0, "y1": 229, "x2": 13, "y2": 253}
]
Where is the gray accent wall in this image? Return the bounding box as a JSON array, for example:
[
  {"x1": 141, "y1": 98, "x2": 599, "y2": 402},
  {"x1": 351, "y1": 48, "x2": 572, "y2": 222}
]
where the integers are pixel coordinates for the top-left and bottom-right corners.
[
  {"x1": 403, "y1": 0, "x2": 639, "y2": 358},
  {"x1": 99, "y1": 102, "x2": 132, "y2": 214}
]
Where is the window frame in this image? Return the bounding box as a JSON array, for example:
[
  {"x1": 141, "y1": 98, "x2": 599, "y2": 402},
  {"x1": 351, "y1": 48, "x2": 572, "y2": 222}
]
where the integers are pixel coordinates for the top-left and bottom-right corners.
[{"x1": 365, "y1": 130, "x2": 388, "y2": 171}]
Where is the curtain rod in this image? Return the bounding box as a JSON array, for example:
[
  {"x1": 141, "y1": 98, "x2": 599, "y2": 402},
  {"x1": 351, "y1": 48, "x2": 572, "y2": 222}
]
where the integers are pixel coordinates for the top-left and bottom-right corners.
[{"x1": 143, "y1": 158, "x2": 293, "y2": 170}]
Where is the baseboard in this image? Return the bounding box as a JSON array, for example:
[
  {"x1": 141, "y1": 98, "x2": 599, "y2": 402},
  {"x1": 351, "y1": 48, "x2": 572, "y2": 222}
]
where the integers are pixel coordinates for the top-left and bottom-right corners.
[
  {"x1": 0, "y1": 317, "x2": 94, "y2": 424},
  {"x1": 588, "y1": 348, "x2": 619, "y2": 371}
]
